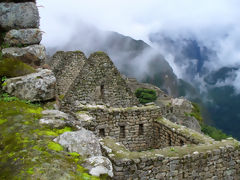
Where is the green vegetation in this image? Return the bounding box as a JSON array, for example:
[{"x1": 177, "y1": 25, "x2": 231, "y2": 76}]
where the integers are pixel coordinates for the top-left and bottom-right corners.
[
  {"x1": 185, "y1": 102, "x2": 203, "y2": 122},
  {"x1": 0, "y1": 57, "x2": 36, "y2": 78},
  {"x1": 0, "y1": 96, "x2": 104, "y2": 179},
  {"x1": 135, "y1": 88, "x2": 157, "y2": 104},
  {"x1": 201, "y1": 123, "x2": 230, "y2": 141},
  {"x1": 185, "y1": 102, "x2": 230, "y2": 141}
]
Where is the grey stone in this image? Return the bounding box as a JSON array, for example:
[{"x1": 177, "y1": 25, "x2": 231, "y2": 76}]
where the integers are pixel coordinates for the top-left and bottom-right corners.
[
  {"x1": 39, "y1": 110, "x2": 72, "y2": 128},
  {"x1": 2, "y1": 45, "x2": 46, "y2": 67},
  {"x1": 0, "y1": 2, "x2": 39, "y2": 30},
  {"x1": 84, "y1": 156, "x2": 113, "y2": 177},
  {"x1": 4, "y1": 28, "x2": 42, "y2": 46},
  {"x1": 53, "y1": 128, "x2": 102, "y2": 158},
  {"x1": 2, "y1": 69, "x2": 56, "y2": 102}
]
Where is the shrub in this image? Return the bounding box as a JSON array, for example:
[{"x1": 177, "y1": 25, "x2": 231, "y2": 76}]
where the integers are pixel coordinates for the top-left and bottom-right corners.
[{"x1": 135, "y1": 88, "x2": 157, "y2": 104}]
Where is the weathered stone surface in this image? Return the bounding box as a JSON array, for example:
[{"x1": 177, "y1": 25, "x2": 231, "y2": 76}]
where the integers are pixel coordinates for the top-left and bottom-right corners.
[
  {"x1": 39, "y1": 110, "x2": 72, "y2": 128},
  {"x1": 0, "y1": 2, "x2": 39, "y2": 30},
  {"x1": 62, "y1": 52, "x2": 139, "y2": 109},
  {"x1": 2, "y1": 45, "x2": 46, "y2": 67},
  {"x1": 50, "y1": 51, "x2": 87, "y2": 97},
  {"x1": 2, "y1": 69, "x2": 56, "y2": 102},
  {"x1": 84, "y1": 156, "x2": 113, "y2": 177},
  {"x1": 75, "y1": 112, "x2": 96, "y2": 130},
  {"x1": 101, "y1": 137, "x2": 240, "y2": 180},
  {"x1": 53, "y1": 128, "x2": 102, "y2": 158},
  {"x1": 4, "y1": 28, "x2": 42, "y2": 46}
]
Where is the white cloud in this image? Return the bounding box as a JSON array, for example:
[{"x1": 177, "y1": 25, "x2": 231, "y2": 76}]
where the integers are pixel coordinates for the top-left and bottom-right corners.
[{"x1": 37, "y1": 0, "x2": 240, "y2": 92}]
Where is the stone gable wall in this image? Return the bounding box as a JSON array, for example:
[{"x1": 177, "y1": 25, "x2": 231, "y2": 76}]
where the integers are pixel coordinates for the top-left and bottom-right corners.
[
  {"x1": 50, "y1": 51, "x2": 87, "y2": 97},
  {"x1": 62, "y1": 52, "x2": 139, "y2": 108}
]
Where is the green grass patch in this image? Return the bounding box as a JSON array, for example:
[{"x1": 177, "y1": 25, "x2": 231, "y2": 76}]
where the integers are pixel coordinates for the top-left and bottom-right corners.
[{"x1": 0, "y1": 98, "x2": 103, "y2": 179}]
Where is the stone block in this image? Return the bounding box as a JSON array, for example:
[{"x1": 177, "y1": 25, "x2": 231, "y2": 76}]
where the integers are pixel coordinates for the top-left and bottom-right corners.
[
  {"x1": 0, "y1": 2, "x2": 39, "y2": 30},
  {"x1": 4, "y1": 28, "x2": 42, "y2": 46}
]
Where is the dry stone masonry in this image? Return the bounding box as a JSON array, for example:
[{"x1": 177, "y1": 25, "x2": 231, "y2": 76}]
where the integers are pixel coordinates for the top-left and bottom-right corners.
[
  {"x1": 0, "y1": 1, "x2": 46, "y2": 67},
  {"x1": 1, "y1": 1, "x2": 240, "y2": 179},
  {"x1": 62, "y1": 52, "x2": 139, "y2": 108},
  {"x1": 49, "y1": 51, "x2": 87, "y2": 97},
  {"x1": 101, "y1": 137, "x2": 240, "y2": 180}
]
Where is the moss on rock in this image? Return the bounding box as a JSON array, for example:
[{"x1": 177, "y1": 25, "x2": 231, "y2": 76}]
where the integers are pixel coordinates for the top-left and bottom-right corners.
[
  {"x1": 0, "y1": 99, "x2": 103, "y2": 179},
  {"x1": 0, "y1": 57, "x2": 36, "y2": 78}
]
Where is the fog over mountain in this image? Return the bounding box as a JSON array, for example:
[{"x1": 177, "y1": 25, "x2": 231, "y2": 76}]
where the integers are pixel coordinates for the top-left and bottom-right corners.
[
  {"x1": 38, "y1": 0, "x2": 240, "y2": 92},
  {"x1": 37, "y1": 0, "x2": 240, "y2": 139}
]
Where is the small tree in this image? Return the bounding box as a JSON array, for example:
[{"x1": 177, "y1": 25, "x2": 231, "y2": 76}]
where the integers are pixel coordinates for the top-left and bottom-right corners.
[{"x1": 135, "y1": 88, "x2": 157, "y2": 104}]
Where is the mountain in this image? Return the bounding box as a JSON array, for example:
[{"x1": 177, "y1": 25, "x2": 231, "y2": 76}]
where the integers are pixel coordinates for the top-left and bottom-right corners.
[
  {"x1": 149, "y1": 33, "x2": 240, "y2": 140},
  {"x1": 46, "y1": 23, "x2": 193, "y2": 97}
]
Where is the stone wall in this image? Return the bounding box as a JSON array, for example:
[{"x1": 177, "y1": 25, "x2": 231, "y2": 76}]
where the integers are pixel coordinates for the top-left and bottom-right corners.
[
  {"x1": 0, "y1": 1, "x2": 46, "y2": 67},
  {"x1": 72, "y1": 105, "x2": 204, "y2": 151},
  {"x1": 49, "y1": 51, "x2": 87, "y2": 97},
  {"x1": 62, "y1": 52, "x2": 139, "y2": 108},
  {"x1": 101, "y1": 136, "x2": 240, "y2": 180},
  {"x1": 152, "y1": 121, "x2": 198, "y2": 149}
]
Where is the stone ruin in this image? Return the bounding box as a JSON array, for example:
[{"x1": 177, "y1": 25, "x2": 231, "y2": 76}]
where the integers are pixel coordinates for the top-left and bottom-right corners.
[
  {"x1": 1, "y1": 1, "x2": 240, "y2": 179},
  {"x1": 50, "y1": 50, "x2": 240, "y2": 179}
]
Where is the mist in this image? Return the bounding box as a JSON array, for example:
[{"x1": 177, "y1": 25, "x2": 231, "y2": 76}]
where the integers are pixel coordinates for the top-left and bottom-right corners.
[{"x1": 37, "y1": 0, "x2": 240, "y2": 93}]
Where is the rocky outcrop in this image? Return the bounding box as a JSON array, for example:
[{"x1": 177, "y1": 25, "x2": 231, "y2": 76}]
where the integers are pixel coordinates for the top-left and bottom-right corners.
[
  {"x1": 2, "y1": 45, "x2": 46, "y2": 67},
  {"x1": 4, "y1": 28, "x2": 42, "y2": 46},
  {"x1": 126, "y1": 77, "x2": 169, "y2": 99},
  {"x1": 2, "y1": 69, "x2": 56, "y2": 102},
  {"x1": 53, "y1": 128, "x2": 102, "y2": 158},
  {"x1": 0, "y1": 2, "x2": 39, "y2": 30},
  {"x1": 84, "y1": 156, "x2": 113, "y2": 177}
]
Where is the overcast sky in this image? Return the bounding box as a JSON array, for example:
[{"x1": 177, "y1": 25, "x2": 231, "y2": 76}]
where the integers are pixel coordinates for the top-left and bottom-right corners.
[
  {"x1": 37, "y1": 0, "x2": 239, "y2": 43},
  {"x1": 37, "y1": 0, "x2": 240, "y2": 91}
]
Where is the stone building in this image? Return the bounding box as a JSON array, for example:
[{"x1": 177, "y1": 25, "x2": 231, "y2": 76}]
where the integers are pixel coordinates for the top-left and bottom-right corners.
[{"x1": 62, "y1": 52, "x2": 139, "y2": 108}]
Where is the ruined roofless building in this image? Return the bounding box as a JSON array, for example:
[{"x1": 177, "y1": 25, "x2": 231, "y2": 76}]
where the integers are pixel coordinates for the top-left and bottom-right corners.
[
  {"x1": 60, "y1": 51, "x2": 139, "y2": 108},
  {"x1": 51, "y1": 51, "x2": 200, "y2": 151},
  {"x1": 50, "y1": 50, "x2": 240, "y2": 179}
]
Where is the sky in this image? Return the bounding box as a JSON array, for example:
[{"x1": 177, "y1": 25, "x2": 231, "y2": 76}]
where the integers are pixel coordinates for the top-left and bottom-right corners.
[{"x1": 37, "y1": 0, "x2": 240, "y2": 92}]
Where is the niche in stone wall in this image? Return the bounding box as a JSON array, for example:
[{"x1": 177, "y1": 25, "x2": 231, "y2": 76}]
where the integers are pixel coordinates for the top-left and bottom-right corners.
[
  {"x1": 95, "y1": 84, "x2": 105, "y2": 102},
  {"x1": 100, "y1": 84, "x2": 104, "y2": 100},
  {"x1": 168, "y1": 134, "x2": 172, "y2": 146},
  {"x1": 138, "y1": 124, "x2": 144, "y2": 135},
  {"x1": 99, "y1": 128, "x2": 105, "y2": 137},
  {"x1": 120, "y1": 126, "x2": 126, "y2": 138}
]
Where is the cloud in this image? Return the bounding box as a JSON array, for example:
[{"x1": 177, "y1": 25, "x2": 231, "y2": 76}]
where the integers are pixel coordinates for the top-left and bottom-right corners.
[{"x1": 37, "y1": 0, "x2": 240, "y2": 92}]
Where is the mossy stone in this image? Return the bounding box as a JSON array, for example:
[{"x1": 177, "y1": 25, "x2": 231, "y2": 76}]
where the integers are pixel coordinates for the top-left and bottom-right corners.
[{"x1": 0, "y1": 57, "x2": 36, "y2": 78}]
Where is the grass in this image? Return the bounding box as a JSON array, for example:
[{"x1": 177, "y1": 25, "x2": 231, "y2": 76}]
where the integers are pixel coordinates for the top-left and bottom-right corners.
[{"x1": 0, "y1": 96, "x2": 105, "y2": 179}]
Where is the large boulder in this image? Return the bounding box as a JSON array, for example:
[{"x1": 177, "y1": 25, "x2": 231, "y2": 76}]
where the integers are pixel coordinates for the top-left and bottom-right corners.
[
  {"x1": 0, "y1": 2, "x2": 39, "y2": 30},
  {"x1": 4, "y1": 28, "x2": 42, "y2": 46},
  {"x1": 53, "y1": 128, "x2": 102, "y2": 158},
  {"x1": 84, "y1": 156, "x2": 113, "y2": 177},
  {"x1": 2, "y1": 69, "x2": 56, "y2": 102},
  {"x1": 2, "y1": 45, "x2": 46, "y2": 67}
]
